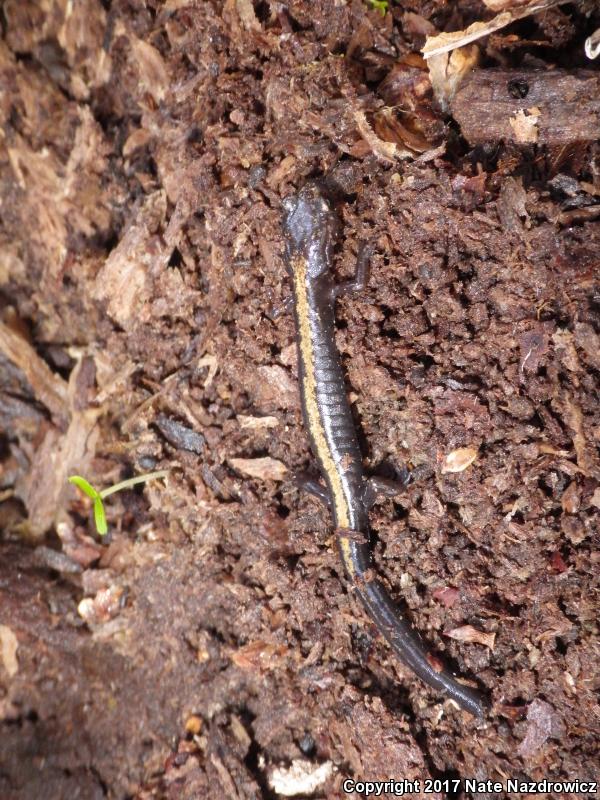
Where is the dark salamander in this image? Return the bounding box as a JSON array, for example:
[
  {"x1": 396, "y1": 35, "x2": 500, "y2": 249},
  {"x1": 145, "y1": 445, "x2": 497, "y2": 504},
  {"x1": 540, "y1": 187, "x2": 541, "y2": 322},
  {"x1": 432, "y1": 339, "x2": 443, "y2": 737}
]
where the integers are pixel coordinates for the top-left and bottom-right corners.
[{"x1": 282, "y1": 184, "x2": 486, "y2": 718}]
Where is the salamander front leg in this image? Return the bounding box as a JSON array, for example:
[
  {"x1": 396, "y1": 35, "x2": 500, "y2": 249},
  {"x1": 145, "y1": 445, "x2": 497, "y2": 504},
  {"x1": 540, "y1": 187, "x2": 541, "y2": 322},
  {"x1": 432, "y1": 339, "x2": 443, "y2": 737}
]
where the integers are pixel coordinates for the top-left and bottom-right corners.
[
  {"x1": 295, "y1": 472, "x2": 332, "y2": 508},
  {"x1": 333, "y1": 243, "x2": 373, "y2": 298},
  {"x1": 362, "y1": 467, "x2": 412, "y2": 509}
]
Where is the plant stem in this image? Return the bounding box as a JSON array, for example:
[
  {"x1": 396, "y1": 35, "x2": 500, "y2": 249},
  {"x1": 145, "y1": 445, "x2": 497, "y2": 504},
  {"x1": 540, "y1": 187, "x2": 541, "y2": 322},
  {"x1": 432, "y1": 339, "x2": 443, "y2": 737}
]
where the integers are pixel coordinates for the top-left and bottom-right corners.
[{"x1": 99, "y1": 470, "x2": 169, "y2": 499}]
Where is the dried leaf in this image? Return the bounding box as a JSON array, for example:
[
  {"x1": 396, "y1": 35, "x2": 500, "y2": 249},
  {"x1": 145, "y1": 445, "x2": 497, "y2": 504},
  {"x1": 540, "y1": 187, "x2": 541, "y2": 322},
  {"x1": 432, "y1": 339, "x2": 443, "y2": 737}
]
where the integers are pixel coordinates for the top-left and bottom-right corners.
[
  {"x1": 372, "y1": 108, "x2": 431, "y2": 154},
  {"x1": 574, "y1": 323, "x2": 600, "y2": 372},
  {"x1": 427, "y1": 46, "x2": 479, "y2": 111},
  {"x1": 441, "y1": 447, "x2": 478, "y2": 474},
  {"x1": 354, "y1": 110, "x2": 410, "y2": 162},
  {"x1": 552, "y1": 329, "x2": 580, "y2": 375},
  {"x1": 445, "y1": 624, "x2": 495, "y2": 649},
  {"x1": 19, "y1": 406, "x2": 102, "y2": 539},
  {"x1": 229, "y1": 457, "x2": 288, "y2": 481},
  {"x1": 562, "y1": 394, "x2": 597, "y2": 477},
  {"x1": 484, "y1": 0, "x2": 534, "y2": 9}
]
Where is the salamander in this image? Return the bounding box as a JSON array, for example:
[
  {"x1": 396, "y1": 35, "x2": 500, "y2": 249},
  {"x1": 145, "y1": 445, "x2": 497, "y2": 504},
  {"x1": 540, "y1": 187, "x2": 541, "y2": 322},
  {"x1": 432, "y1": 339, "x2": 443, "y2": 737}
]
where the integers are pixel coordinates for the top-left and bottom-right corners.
[{"x1": 282, "y1": 183, "x2": 486, "y2": 718}]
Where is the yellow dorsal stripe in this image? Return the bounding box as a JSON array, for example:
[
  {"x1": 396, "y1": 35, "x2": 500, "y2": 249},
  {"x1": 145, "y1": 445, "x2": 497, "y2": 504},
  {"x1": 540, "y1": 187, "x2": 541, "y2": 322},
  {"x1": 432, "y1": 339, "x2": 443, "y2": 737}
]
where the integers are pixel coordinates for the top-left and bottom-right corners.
[{"x1": 292, "y1": 256, "x2": 351, "y2": 529}]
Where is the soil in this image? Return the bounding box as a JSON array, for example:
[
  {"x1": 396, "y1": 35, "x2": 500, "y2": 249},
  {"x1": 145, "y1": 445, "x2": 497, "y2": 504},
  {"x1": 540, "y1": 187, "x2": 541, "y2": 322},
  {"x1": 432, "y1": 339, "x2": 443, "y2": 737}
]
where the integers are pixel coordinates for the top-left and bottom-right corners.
[{"x1": 0, "y1": 1, "x2": 599, "y2": 799}]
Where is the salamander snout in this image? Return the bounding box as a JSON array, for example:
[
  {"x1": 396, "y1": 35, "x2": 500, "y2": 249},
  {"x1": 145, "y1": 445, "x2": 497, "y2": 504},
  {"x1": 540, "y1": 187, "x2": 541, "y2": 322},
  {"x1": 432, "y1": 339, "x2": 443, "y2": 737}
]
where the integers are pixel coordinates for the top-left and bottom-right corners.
[{"x1": 282, "y1": 184, "x2": 338, "y2": 273}]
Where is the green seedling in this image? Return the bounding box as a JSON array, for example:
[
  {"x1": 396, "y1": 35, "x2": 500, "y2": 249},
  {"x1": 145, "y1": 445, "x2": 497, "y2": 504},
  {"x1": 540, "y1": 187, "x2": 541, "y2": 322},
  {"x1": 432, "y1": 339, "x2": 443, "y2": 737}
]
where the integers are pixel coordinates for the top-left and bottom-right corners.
[
  {"x1": 68, "y1": 470, "x2": 169, "y2": 536},
  {"x1": 368, "y1": 0, "x2": 389, "y2": 13}
]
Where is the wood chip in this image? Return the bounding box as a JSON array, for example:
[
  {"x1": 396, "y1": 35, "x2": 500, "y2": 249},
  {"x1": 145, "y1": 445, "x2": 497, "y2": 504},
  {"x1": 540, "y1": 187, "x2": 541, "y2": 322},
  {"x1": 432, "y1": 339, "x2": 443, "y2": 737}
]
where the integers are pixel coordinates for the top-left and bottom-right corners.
[
  {"x1": 517, "y1": 699, "x2": 565, "y2": 758},
  {"x1": 235, "y1": 0, "x2": 261, "y2": 32},
  {"x1": 229, "y1": 457, "x2": 288, "y2": 481},
  {"x1": 0, "y1": 625, "x2": 19, "y2": 677},
  {"x1": 441, "y1": 447, "x2": 478, "y2": 473},
  {"x1": 237, "y1": 415, "x2": 279, "y2": 430},
  {"x1": 561, "y1": 481, "x2": 580, "y2": 514},
  {"x1": 231, "y1": 640, "x2": 287, "y2": 671},
  {"x1": 94, "y1": 191, "x2": 168, "y2": 329},
  {"x1": 445, "y1": 624, "x2": 496, "y2": 650},
  {"x1": 509, "y1": 106, "x2": 540, "y2": 143}
]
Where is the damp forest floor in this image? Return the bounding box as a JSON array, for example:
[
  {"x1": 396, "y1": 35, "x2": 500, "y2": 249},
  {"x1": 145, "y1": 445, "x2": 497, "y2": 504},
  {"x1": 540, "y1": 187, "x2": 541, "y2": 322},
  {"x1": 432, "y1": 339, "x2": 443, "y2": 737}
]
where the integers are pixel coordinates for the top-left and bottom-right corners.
[{"x1": 0, "y1": 1, "x2": 599, "y2": 798}]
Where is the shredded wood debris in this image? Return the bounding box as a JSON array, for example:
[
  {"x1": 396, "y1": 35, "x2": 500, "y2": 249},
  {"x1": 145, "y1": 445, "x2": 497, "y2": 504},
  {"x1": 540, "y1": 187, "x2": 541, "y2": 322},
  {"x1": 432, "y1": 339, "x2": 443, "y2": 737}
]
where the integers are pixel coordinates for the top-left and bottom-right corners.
[{"x1": 0, "y1": 318, "x2": 68, "y2": 427}]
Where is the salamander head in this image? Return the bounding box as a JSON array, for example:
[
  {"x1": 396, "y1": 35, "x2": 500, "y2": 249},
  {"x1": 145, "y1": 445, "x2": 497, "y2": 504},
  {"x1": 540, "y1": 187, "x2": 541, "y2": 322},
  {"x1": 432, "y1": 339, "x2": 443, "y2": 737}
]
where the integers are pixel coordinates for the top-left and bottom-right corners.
[{"x1": 282, "y1": 184, "x2": 338, "y2": 278}]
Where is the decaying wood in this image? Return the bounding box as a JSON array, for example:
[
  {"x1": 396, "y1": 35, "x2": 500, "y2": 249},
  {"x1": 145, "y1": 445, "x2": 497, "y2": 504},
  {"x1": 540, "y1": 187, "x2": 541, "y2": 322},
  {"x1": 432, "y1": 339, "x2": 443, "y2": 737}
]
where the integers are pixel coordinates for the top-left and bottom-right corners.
[
  {"x1": 451, "y1": 68, "x2": 600, "y2": 145},
  {"x1": 0, "y1": 319, "x2": 68, "y2": 427}
]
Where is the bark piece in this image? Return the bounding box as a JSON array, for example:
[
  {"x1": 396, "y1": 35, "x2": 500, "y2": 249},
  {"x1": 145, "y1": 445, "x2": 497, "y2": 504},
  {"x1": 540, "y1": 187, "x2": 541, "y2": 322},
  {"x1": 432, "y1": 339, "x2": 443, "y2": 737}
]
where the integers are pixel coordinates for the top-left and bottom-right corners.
[{"x1": 451, "y1": 69, "x2": 600, "y2": 145}]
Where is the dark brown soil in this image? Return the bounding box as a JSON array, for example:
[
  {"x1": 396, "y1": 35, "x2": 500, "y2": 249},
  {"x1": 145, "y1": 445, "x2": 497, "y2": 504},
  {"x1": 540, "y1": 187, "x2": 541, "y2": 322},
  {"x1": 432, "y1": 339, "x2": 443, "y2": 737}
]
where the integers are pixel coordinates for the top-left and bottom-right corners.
[{"x1": 1, "y1": 1, "x2": 599, "y2": 798}]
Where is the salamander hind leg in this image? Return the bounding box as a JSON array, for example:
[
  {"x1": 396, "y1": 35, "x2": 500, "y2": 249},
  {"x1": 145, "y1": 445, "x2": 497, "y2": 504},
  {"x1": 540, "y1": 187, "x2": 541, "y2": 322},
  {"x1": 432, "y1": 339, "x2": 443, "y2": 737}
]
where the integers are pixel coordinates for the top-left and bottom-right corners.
[{"x1": 333, "y1": 243, "x2": 373, "y2": 298}]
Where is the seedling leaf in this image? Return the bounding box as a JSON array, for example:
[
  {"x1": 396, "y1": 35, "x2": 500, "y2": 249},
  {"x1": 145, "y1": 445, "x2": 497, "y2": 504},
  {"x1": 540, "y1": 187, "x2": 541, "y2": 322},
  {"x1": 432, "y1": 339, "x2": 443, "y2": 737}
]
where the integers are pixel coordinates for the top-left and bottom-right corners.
[
  {"x1": 68, "y1": 475, "x2": 100, "y2": 501},
  {"x1": 68, "y1": 470, "x2": 168, "y2": 537},
  {"x1": 93, "y1": 497, "x2": 108, "y2": 536}
]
